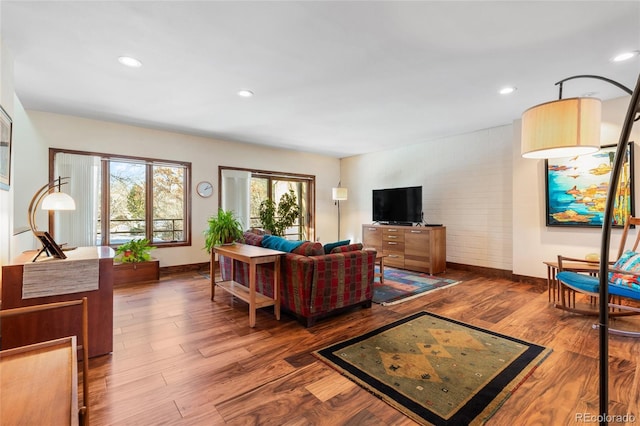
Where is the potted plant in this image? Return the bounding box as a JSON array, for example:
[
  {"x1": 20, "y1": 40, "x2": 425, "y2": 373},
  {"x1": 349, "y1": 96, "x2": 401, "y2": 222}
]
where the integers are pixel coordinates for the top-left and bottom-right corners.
[
  {"x1": 115, "y1": 238, "x2": 155, "y2": 263},
  {"x1": 258, "y1": 189, "x2": 300, "y2": 236},
  {"x1": 204, "y1": 209, "x2": 245, "y2": 253},
  {"x1": 113, "y1": 238, "x2": 159, "y2": 284}
]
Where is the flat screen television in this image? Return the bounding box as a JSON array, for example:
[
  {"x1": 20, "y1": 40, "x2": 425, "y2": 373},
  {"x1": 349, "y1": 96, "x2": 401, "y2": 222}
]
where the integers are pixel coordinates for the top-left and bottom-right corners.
[{"x1": 372, "y1": 186, "x2": 422, "y2": 224}]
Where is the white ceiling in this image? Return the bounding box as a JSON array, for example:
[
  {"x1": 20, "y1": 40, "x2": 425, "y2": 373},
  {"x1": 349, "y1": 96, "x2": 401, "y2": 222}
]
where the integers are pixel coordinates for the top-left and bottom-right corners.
[{"x1": 1, "y1": 1, "x2": 639, "y2": 158}]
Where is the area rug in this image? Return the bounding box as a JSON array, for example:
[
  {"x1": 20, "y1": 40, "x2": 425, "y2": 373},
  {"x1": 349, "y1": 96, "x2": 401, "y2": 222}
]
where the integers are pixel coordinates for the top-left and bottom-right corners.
[
  {"x1": 314, "y1": 311, "x2": 552, "y2": 425},
  {"x1": 374, "y1": 267, "x2": 461, "y2": 306}
]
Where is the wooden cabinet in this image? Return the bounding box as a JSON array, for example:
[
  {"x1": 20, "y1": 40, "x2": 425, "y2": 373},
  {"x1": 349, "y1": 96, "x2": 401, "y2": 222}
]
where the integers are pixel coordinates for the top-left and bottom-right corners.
[
  {"x1": 362, "y1": 225, "x2": 382, "y2": 252},
  {"x1": 362, "y1": 224, "x2": 446, "y2": 274},
  {"x1": 382, "y1": 227, "x2": 405, "y2": 268},
  {"x1": 1, "y1": 246, "x2": 115, "y2": 358}
]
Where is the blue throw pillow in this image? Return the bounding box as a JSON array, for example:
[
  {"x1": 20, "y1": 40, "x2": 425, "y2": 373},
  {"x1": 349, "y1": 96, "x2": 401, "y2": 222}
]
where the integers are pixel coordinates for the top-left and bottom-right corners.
[
  {"x1": 323, "y1": 239, "x2": 350, "y2": 254},
  {"x1": 261, "y1": 235, "x2": 304, "y2": 252}
]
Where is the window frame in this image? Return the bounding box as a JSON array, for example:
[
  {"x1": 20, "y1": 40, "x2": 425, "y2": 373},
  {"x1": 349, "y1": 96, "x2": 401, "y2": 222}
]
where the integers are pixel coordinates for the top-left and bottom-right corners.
[
  {"x1": 49, "y1": 148, "x2": 192, "y2": 248},
  {"x1": 218, "y1": 166, "x2": 316, "y2": 241}
]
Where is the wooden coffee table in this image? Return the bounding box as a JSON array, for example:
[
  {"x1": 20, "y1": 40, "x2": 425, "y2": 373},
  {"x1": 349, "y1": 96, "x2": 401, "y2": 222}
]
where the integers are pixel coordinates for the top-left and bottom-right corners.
[{"x1": 211, "y1": 243, "x2": 286, "y2": 327}]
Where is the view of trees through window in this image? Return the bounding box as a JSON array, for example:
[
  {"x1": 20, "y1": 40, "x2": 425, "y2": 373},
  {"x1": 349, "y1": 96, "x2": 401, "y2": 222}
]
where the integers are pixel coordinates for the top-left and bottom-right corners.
[
  {"x1": 52, "y1": 149, "x2": 191, "y2": 248},
  {"x1": 250, "y1": 175, "x2": 310, "y2": 240},
  {"x1": 108, "y1": 161, "x2": 188, "y2": 244},
  {"x1": 152, "y1": 164, "x2": 185, "y2": 242},
  {"x1": 109, "y1": 161, "x2": 146, "y2": 242}
]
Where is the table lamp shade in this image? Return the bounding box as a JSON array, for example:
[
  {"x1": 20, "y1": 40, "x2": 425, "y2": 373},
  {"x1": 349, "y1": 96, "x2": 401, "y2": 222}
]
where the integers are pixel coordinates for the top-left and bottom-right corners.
[
  {"x1": 41, "y1": 191, "x2": 76, "y2": 210},
  {"x1": 521, "y1": 97, "x2": 601, "y2": 159},
  {"x1": 332, "y1": 187, "x2": 348, "y2": 201}
]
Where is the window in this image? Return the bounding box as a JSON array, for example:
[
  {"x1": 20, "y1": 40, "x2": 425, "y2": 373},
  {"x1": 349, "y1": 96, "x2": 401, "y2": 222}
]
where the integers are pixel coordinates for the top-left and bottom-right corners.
[
  {"x1": 51, "y1": 149, "x2": 191, "y2": 248},
  {"x1": 220, "y1": 166, "x2": 315, "y2": 241}
]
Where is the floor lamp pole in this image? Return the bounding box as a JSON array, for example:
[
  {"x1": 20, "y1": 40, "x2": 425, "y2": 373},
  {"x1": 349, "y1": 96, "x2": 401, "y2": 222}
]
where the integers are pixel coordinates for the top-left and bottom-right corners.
[
  {"x1": 597, "y1": 73, "x2": 640, "y2": 425},
  {"x1": 337, "y1": 200, "x2": 341, "y2": 240}
]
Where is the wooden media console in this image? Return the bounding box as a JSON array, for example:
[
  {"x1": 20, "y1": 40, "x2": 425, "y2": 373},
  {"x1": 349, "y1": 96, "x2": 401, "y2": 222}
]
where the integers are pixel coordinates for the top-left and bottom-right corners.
[{"x1": 362, "y1": 224, "x2": 446, "y2": 274}]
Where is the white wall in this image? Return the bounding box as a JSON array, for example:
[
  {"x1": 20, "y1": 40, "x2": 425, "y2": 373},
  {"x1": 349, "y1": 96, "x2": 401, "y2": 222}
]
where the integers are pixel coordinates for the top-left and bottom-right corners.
[
  {"x1": 513, "y1": 96, "x2": 640, "y2": 278},
  {"x1": 14, "y1": 111, "x2": 341, "y2": 267},
  {"x1": 0, "y1": 37, "x2": 15, "y2": 274},
  {"x1": 3, "y1": 31, "x2": 637, "y2": 277},
  {"x1": 339, "y1": 125, "x2": 513, "y2": 271},
  {"x1": 339, "y1": 96, "x2": 639, "y2": 279}
]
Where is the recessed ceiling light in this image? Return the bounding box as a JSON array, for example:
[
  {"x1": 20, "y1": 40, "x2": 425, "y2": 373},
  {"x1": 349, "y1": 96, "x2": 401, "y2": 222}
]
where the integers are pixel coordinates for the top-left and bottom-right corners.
[
  {"x1": 499, "y1": 86, "x2": 517, "y2": 95},
  {"x1": 237, "y1": 89, "x2": 254, "y2": 98},
  {"x1": 118, "y1": 56, "x2": 142, "y2": 68},
  {"x1": 611, "y1": 50, "x2": 639, "y2": 62}
]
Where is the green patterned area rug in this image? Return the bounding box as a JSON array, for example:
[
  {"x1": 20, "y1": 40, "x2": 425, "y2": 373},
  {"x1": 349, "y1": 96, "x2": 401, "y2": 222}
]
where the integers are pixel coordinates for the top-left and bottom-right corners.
[{"x1": 314, "y1": 311, "x2": 552, "y2": 425}]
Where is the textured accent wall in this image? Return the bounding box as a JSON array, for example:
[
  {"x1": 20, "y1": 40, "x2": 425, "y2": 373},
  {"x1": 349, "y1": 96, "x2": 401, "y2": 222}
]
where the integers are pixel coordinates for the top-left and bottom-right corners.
[{"x1": 340, "y1": 125, "x2": 513, "y2": 272}]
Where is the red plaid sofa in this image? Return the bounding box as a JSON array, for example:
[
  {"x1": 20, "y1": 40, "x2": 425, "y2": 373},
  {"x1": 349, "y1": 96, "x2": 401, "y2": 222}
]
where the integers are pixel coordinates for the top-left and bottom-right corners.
[{"x1": 219, "y1": 232, "x2": 376, "y2": 326}]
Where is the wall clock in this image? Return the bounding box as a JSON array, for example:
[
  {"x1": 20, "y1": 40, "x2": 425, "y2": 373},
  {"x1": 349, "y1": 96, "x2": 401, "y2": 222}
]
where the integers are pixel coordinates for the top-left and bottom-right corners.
[{"x1": 196, "y1": 181, "x2": 213, "y2": 198}]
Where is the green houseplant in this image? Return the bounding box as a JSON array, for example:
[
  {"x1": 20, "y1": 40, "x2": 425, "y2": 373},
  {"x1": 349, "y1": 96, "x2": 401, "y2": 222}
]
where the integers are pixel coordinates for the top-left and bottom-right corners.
[
  {"x1": 115, "y1": 238, "x2": 155, "y2": 263},
  {"x1": 204, "y1": 209, "x2": 245, "y2": 253},
  {"x1": 258, "y1": 189, "x2": 300, "y2": 236}
]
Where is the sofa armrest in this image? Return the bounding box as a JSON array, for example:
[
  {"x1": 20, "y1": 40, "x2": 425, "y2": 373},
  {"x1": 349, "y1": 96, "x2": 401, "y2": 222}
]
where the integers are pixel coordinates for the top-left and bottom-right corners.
[
  {"x1": 281, "y1": 253, "x2": 316, "y2": 314},
  {"x1": 309, "y1": 250, "x2": 375, "y2": 310}
]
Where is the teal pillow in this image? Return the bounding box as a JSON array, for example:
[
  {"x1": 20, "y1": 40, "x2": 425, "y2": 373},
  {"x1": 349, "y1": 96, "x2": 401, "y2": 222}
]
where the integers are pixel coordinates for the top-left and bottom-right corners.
[
  {"x1": 323, "y1": 239, "x2": 350, "y2": 254},
  {"x1": 261, "y1": 235, "x2": 304, "y2": 252}
]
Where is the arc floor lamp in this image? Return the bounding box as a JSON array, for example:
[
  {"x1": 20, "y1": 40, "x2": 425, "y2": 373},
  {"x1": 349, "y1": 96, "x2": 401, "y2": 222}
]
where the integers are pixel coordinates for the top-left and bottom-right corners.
[{"x1": 521, "y1": 73, "x2": 640, "y2": 425}]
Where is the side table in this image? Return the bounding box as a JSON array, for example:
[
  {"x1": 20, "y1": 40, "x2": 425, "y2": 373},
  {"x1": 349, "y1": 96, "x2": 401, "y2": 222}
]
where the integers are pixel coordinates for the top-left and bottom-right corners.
[
  {"x1": 375, "y1": 253, "x2": 387, "y2": 284},
  {"x1": 364, "y1": 248, "x2": 386, "y2": 284},
  {"x1": 543, "y1": 260, "x2": 599, "y2": 304}
]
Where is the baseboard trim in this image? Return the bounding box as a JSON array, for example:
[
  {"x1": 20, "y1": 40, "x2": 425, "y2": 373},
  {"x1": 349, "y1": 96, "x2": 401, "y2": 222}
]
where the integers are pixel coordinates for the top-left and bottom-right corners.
[
  {"x1": 446, "y1": 262, "x2": 546, "y2": 291},
  {"x1": 160, "y1": 262, "x2": 210, "y2": 276},
  {"x1": 446, "y1": 262, "x2": 512, "y2": 280},
  {"x1": 161, "y1": 261, "x2": 547, "y2": 291}
]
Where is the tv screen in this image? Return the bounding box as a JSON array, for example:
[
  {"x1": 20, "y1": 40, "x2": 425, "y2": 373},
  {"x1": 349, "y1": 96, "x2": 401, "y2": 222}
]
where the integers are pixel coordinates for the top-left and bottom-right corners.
[{"x1": 372, "y1": 186, "x2": 422, "y2": 224}]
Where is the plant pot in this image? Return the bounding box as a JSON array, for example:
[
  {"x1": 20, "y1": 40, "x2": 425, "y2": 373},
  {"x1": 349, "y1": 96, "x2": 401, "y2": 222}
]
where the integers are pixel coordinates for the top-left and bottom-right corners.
[{"x1": 113, "y1": 259, "x2": 160, "y2": 285}]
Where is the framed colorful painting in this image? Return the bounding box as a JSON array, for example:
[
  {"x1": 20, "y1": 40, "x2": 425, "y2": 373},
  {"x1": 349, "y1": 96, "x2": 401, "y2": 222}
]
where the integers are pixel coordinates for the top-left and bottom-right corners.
[
  {"x1": 0, "y1": 105, "x2": 11, "y2": 190},
  {"x1": 545, "y1": 142, "x2": 635, "y2": 227}
]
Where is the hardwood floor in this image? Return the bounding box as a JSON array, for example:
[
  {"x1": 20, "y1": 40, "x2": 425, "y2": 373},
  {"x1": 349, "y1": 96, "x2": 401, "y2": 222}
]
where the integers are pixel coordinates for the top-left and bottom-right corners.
[{"x1": 87, "y1": 268, "x2": 640, "y2": 425}]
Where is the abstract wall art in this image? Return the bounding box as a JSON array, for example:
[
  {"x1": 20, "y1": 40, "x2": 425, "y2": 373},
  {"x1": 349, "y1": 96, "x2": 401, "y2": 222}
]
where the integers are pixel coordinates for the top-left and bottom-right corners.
[{"x1": 545, "y1": 143, "x2": 635, "y2": 227}]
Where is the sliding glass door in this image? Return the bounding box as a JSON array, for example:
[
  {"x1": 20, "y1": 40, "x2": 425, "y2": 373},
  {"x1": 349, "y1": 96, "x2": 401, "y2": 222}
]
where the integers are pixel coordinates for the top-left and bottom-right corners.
[{"x1": 220, "y1": 166, "x2": 315, "y2": 241}]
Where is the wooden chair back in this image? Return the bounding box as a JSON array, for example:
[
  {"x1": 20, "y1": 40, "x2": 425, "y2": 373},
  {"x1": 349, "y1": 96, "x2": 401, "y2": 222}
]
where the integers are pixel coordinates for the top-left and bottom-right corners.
[
  {"x1": 0, "y1": 298, "x2": 90, "y2": 426},
  {"x1": 616, "y1": 216, "x2": 640, "y2": 260}
]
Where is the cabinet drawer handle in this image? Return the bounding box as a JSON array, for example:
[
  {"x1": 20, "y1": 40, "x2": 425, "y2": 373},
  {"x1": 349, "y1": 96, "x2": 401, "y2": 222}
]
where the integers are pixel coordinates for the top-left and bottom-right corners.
[
  {"x1": 410, "y1": 230, "x2": 422, "y2": 234},
  {"x1": 387, "y1": 235, "x2": 397, "y2": 239},
  {"x1": 368, "y1": 228, "x2": 377, "y2": 231},
  {"x1": 388, "y1": 255, "x2": 399, "y2": 258},
  {"x1": 387, "y1": 242, "x2": 397, "y2": 245},
  {"x1": 388, "y1": 229, "x2": 398, "y2": 232}
]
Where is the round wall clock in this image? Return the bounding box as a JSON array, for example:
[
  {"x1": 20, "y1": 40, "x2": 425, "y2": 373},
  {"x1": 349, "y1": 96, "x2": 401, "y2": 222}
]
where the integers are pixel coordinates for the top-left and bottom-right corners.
[{"x1": 196, "y1": 181, "x2": 213, "y2": 198}]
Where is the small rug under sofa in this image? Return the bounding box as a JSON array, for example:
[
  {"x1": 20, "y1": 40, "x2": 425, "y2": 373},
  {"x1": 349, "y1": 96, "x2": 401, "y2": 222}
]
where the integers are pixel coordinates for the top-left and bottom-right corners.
[{"x1": 373, "y1": 267, "x2": 461, "y2": 306}]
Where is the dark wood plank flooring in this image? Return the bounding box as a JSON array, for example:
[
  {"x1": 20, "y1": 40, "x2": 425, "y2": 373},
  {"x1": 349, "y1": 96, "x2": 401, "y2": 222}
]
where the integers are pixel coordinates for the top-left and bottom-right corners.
[{"x1": 87, "y1": 268, "x2": 640, "y2": 425}]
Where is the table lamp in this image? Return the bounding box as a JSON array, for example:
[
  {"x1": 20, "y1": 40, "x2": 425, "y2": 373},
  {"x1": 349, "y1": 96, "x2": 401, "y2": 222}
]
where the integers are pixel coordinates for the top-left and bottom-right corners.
[{"x1": 27, "y1": 176, "x2": 76, "y2": 261}]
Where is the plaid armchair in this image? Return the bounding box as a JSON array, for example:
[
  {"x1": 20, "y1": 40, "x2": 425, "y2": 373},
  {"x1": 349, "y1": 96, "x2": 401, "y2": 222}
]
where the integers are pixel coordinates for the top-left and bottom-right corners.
[{"x1": 219, "y1": 233, "x2": 376, "y2": 326}]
